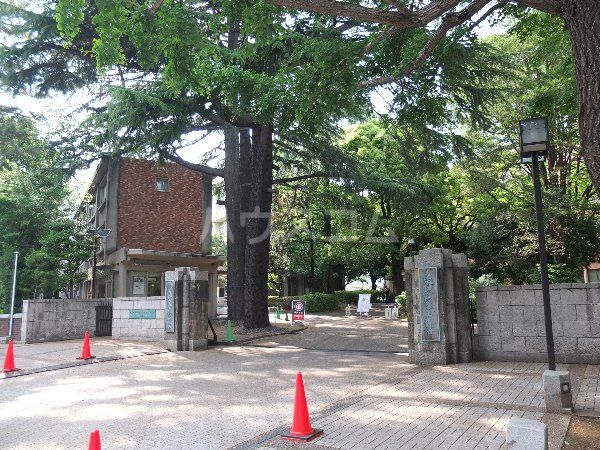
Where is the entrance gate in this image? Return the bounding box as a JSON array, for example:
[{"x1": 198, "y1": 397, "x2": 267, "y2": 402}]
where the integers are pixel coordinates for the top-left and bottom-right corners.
[{"x1": 95, "y1": 302, "x2": 112, "y2": 337}]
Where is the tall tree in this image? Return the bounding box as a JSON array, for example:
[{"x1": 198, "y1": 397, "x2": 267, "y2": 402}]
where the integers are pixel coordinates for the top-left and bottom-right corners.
[
  {"x1": 265, "y1": 0, "x2": 600, "y2": 198},
  {"x1": 0, "y1": 106, "x2": 82, "y2": 309},
  {"x1": 50, "y1": 0, "x2": 365, "y2": 327}
]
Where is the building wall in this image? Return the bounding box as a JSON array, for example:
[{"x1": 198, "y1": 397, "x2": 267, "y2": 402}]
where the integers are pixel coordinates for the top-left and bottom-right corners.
[
  {"x1": 20, "y1": 299, "x2": 108, "y2": 343},
  {"x1": 117, "y1": 159, "x2": 204, "y2": 253},
  {"x1": 112, "y1": 296, "x2": 165, "y2": 341},
  {"x1": 0, "y1": 313, "x2": 22, "y2": 338},
  {"x1": 473, "y1": 283, "x2": 600, "y2": 364}
]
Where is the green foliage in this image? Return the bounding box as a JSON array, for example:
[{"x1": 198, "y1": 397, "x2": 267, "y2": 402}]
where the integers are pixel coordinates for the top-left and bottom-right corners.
[
  {"x1": 301, "y1": 292, "x2": 341, "y2": 313},
  {"x1": 24, "y1": 219, "x2": 93, "y2": 299},
  {"x1": 54, "y1": 0, "x2": 86, "y2": 44},
  {"x1": 212, "y1": 233, "x2": 227, "y2": 258},
  {"x1": 334, "y1": 290, "x2": 385, "y2": 304},
  {"x1": 395, "y1": 292, "x2": 407, "y2": 316},
  {"x1": 0, "y1": 107, "x2": 82, "y2": 311}
]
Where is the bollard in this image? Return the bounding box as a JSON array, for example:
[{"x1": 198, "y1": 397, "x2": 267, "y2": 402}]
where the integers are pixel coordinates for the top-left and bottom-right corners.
[
  {"x1": 392, "y1": 307, "x2": 399, "y2": 319},
  {"x1": 384, "y1": 306, "x2": 391, "y2": 319},
  {"x1": 506, "y1": 417, "x2": 547, "y2": 450}
]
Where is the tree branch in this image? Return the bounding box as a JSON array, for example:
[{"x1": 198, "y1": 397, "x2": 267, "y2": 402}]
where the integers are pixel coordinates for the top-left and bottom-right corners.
[
  {"x1": 360, "y1": 26, "x2": 400, "y2": 57},
  {"x1": 382, "y1": 0, "x2": 412, "y2": 16},
  {"x1": 273, "y1": 172, "x2": 328, "y2": 184},
  {"x1": 514, "y1": 0, "x2": 561, "y2": 16},
  {"x1": 164, "y1": 152, "x2": 224, "y2": 177},
  {"x1": 466, "y1": 0, "x2": 509, "y2": 33},
  {"x1": 363, "y1": 0, "x2": 493, "y2": 87},
  {"x1": 147, "y1": 0, "x2": 165, "y2": 18},
  {"x1": 267, "y1": 0, "x2": 416, "y2": 26}
]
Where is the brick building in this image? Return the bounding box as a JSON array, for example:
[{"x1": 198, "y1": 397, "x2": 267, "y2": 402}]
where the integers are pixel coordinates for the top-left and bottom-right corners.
[{"x1": 77, "y1": 157, "x2": 224, "y2": 300}]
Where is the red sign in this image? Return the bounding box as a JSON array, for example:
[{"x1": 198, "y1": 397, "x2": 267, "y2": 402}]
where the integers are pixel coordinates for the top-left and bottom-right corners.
[{"x1": 292, "y1": 300, "x2": 305, "y2": 323}]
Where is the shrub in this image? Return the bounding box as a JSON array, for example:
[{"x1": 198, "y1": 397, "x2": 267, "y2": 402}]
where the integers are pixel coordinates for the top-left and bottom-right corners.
[
  {"x1": 268, "y1": 292, "x2": 346, "y2": 313},
  {"x1": 302, "y1": 293, "x2": 341, "y2": 313},
  {"x1": 334, "y1": 289, "x2": 385, "y2": 304},
  {"x1": 395, "y1": 292, "x2": 407, "y2": 316},
  {"x1": 268, "y1": 296, "x2": 293, "y2": 309},
  {"x1": 468, "y1": 274, "x2": 499, "y2": 323}
]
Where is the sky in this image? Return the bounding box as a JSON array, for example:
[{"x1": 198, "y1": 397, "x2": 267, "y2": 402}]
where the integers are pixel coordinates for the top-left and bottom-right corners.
[{"x1": 1, "y1": 12, "x2": 506, "y2": 202}]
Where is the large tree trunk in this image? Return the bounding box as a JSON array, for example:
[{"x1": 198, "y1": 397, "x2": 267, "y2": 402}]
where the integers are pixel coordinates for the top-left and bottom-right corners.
[
  {"x1": 225, "y1": 125, "x2": 246, "y2": 320},
  {"x1": 565, "y1": 0, "x2": 600, "y2": 198},
  {"x1": 390, "y1": 250, "x2": 404, "y2": 296},
  {"x1": 243, "y1": 124, "x2": 273, "y2": 328}
]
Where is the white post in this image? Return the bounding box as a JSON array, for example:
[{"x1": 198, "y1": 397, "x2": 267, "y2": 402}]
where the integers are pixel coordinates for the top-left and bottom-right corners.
[{"x1": 8, "y1": 251, "x2": 19, "y2": 337}]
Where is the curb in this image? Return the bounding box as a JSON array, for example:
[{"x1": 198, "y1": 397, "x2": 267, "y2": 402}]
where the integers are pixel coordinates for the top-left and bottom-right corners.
[
  {"x1": 213, "y1": 325, "x2": 308, "y2": 347},
  {"x1": 0, "y1": 349, "x2": 169, "y2": 380}
]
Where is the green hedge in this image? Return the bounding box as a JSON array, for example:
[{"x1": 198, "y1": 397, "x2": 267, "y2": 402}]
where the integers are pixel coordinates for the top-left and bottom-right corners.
[
  {"x1": 269, "y1": 290, "x2": 386, "y2": 313},
  {"x1": 268, "y1": 293, "x2": 342, "y2": 313},
  {"x1": 334, "y1": 289, "x2": 385, "y2": 304},
  {"x1": 302, "y1": 293, "x2": 341, "y2": 313}
]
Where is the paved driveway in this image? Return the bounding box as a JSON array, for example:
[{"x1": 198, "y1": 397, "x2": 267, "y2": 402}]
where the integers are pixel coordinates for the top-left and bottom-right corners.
[
  {"x1": 1, "y1": 344, "x2": 410, "y2": 449},
  {"x1": 257, "y1": 305, "x2": 409, "y2": 353}
]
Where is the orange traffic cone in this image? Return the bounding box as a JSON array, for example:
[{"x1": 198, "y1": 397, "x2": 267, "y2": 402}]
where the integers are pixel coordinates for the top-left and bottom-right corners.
[
  {"x1": 77, "y1": 331, "x2": 95, "y2": 360},
  {"x1": 88, "y1": 429, "x2": 101, "y2": 450},
  {"x1": 2, "y1": 339, "x2": 19, "y2": 373},
  {"x1": 281, "y1": 372, "x2": 323, "y2": 442}
]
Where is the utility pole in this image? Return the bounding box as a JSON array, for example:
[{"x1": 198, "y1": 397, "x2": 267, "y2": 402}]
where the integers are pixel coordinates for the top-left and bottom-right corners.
[{"x1": 8, "y1": 251, "x2": 19, "y2": 337}]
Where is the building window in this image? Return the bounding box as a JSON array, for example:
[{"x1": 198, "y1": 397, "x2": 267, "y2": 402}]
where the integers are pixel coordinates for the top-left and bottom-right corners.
[
  {"x1": 147, "y1": 273, "x2": 162, "y2": 296},
  {"x1": 156, "y1": 178, "x2": 169, "y2": 192},
  {"x1": 132, "y1": 275, "x2": 146, "y2": 296},
  {"x1": 98, "y1": 183, "x2": 107, "y2": 205},
  {"x1": 589, "y1": 269, "x2": 600, "y2": 283}
]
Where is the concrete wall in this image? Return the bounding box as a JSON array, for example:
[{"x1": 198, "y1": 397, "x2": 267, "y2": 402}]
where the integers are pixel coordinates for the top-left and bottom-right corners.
[
  {"x1": 473, "y1": 283, "x2": 600, "y2": 364},
  {"x1": 20, "y1": 299, "x2": 108, "y2": 343},
  {"x1": 112, "y1": 296, "x2": 165, "y2": 341},
  {"x1": 0, "y1": 313, "x2": 22, "y2": 338}
]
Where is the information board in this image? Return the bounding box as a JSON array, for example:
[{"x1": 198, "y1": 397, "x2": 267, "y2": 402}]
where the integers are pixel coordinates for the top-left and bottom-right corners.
[
  {"x1": 292, "y1": 300, "x2": 305, "y2": 324},
  {"x1": 129, "y1": 309, "x2": 156, "y2": 319},
  {"x1": 165, "y1": 280, "x2": 175, "y2": 333}
]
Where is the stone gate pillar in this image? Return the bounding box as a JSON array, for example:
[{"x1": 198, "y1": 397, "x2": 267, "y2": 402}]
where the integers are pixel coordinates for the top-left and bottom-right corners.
[
  {"x1": 404, "y1": 248, "x2": 472, "y2": 365},
  {"x1": 164, "y1": 267, "x2": 209, "y2": 351}
]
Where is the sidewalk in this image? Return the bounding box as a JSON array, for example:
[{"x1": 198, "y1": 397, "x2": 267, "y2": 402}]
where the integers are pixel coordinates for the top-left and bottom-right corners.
[
  {"x1": 234, "y1": 361, "x2": 600, "y2": 450},
  {"x1": 1, "y1": 338, "x2": 167, "y2": 377}
]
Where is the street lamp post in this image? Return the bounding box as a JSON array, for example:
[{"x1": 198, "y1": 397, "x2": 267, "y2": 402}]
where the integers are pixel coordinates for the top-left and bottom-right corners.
[
  {"x1": 8, "y1": 251, "x2": 19, "y2": 337},
  {"x1": 519, "y1": 118, "x2": 556, "y2": 371}
]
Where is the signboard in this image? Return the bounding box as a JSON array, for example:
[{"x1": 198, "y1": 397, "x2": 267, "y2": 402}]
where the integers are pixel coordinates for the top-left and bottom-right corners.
[
  {"x1": 292, "y1": 300, "x2": 305, "y2": 324},
  {"x1": 357, "y1": 294, "x2": 371, "y2": 314},
  {"x1": 165, "y1": 280, "x2": 175, "y2": 333},
  {"x1": 418, "y1": 267, "x2": 441, "y2": 341},
  {"x1": 132, "y1": 276, "x2": 146, "y2": 295},
  {"x1": 521, "y1": 153, "x2": 546, "y2": 164},
  {"x1": 129, "y1": 309, "x2": 156, "y2": 319}
]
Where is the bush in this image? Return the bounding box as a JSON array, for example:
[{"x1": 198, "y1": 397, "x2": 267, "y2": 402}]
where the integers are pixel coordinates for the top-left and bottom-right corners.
[
  {"x1": 334, "y1": 289, "x2": 385, "y2": 304},
  {"x1": 468, "y1": 274, "x2": 499, "y2": 323},
  {"x1": 395, "y1": 292, "x2": 407, "y2": 316},
  {"x1": 268, "y1": 292, "x2": 346, "y2": 313},
  {"x1": 302, "y1": 293, "x2": 341, "y2": 313}
]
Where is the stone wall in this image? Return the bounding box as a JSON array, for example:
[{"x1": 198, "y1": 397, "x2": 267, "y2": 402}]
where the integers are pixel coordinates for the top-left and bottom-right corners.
[
  {"x1": 0, "y1": 313, "x2": 22, "y2": 338},
  {"x1": 112, "y1": 296, "x2": 165, "y2": 341},
  {"x1": 20, "y1": 299, "x2": 107, "y2": 343},
  {"x1": 404, "y1": 248, "x2": 472, "y2": 365},
  {"x1": 473, "y1": 283, "x2": 600, "y2": 364}
]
